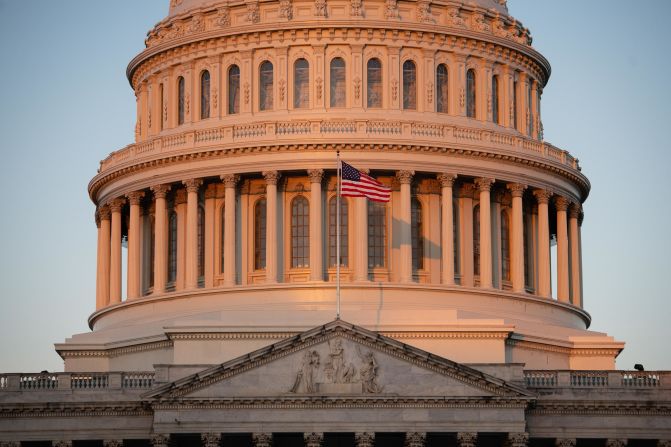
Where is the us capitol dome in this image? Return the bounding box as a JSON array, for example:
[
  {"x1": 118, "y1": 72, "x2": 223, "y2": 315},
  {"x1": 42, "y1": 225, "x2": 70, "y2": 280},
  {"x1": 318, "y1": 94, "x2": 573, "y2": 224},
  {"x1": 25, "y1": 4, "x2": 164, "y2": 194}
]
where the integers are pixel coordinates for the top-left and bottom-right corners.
[{"x1": 1, "y1": 0, "x2": 669, "y2": 444}]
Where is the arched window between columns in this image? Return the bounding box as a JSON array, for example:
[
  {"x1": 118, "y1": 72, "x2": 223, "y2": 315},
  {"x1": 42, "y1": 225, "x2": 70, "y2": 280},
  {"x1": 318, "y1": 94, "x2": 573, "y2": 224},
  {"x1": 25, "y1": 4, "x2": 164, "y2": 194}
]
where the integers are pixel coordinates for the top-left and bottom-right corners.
[
  {"x1": 501, "y1": 209, "x2": 511, "y2": 282},
  {"x1": 254, "y1": 198, "x2": 267, "y2": 270},
  {"x1": 259, "y1": 61, "x2": 274, "y2": 111},
  {"x1": 403, "y1": 60, "x2": 417, "y2": 110},
  {"x1": 330, "y1": 57, "x2": 346, "y2": 108},
  {"x1": 473, "y1": 203, "x2": 480, "y2": 276},
  {"x1": 368, "y1": 201, "x2": 387, "y2": 268},
  {"x1": 466, "y1": 69, "x2": 476, "y2": 118},
  {"x1": 436, "y1": 64, "x2": 448, "y2": 113},
  {"x1": 200, "y1": 70, "x2": 210, "y2": 119},
  {"x1": 228, "y1": 65, "x2": 240, "y2": 114},
  {"x1": 411, "y1": 198, "x2": 423, "y2": 272},
  {"x1": 328, "y1": 196, "x2": 348, "y2": 267},
  {"x1": 492, "y1": 75, "x2": 500, "y2": 124},
  {"x1": 367, "y1": 58, "x2": 382, "y2": 108},
  {"x1": 293, "y1": 58, "x2": 309, "y2": 109},
  {"x1": 177, "y1": 76, "x2": 186, "y2": 125},
  {"x1": 168, "y1": 210, "x2": 178, "y2": 284},
  {"x1": 291, "y1": 196, "x2": 310, "y2": 268}
]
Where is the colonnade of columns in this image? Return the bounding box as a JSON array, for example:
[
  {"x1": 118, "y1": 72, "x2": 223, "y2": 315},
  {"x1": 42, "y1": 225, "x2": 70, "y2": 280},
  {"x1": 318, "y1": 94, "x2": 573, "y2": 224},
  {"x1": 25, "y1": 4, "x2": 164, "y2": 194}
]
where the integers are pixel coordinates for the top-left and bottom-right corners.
[{"x1": 94, "y1": 170, "x2": 583, "y2": 311}]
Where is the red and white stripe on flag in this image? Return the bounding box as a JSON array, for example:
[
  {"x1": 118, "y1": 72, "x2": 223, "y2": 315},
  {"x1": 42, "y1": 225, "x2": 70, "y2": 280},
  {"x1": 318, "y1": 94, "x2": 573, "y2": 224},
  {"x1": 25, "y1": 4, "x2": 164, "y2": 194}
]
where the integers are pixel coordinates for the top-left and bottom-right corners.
[{"x1": 340, "y1": 161, "x2": 391, "y2": 202}]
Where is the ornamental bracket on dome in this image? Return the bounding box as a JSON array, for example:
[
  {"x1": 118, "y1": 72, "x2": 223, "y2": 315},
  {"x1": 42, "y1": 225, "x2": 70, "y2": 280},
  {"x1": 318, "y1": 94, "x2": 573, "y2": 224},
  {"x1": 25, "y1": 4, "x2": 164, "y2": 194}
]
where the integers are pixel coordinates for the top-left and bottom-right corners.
[
  {"x1": 246, "y1": 0, "x2": 260, "y2": 23},
  {"x1": 384, "y1": 0, "x2": 399, "y2": 20},
  {"x1": 350, "y1": 0, "x2": 363, "y2": 18},
  {"x1": 314, "y1": 0, "x2": 328, "y2": 17},
  {"x1": 416, "y1": 0, "x2": 434, "y2": 24},
  {"x1": 279, "y1": 0, "x2": 293, "y2": 20}
]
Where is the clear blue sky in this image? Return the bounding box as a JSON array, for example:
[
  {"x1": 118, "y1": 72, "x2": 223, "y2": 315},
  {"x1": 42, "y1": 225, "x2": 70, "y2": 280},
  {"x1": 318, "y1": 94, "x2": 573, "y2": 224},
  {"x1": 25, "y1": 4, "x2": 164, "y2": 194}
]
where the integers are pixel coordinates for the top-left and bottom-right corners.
[{"x1": 0, "y1": 0, "x2": 669, "y2": 373}]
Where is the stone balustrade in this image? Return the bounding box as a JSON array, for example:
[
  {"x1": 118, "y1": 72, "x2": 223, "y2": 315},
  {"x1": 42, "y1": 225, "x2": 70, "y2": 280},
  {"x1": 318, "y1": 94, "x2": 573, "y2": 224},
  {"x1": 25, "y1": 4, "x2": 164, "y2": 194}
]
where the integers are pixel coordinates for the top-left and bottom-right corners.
[
  {"x1": 0, "y1": 372, "x2": 155, "y2": 392},
  {"x1": 524, "y1": 370, "x2": 670, "y2": 389}
]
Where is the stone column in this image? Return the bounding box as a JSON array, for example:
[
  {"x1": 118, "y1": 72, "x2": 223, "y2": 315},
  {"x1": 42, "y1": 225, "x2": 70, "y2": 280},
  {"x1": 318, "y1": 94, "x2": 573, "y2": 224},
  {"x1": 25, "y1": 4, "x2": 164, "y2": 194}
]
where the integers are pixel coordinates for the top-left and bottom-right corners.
[
  {"x1": 457, "y1": 433, "x2": 477, "y2": 447},
  {"x1": 151, "y1": 184, "x2": 171, "y2": 294},
  {"x1": 184, "y1": 178, "x2": 203, "y2": 290},
  {"x1": 405, "y1": 433, "x2": 426, "y2": 447},
  {"x1": 438, "y1": 173, "x2": 456, "y2": 285},
  {"x1": 222, "y1": 174, "x2": 239, "y2": 286},
  {"x1": 253, "y1": 433, "x2": 272, "y2": 447},
  {"x1": 175, "y1": 188, "x2": 187, "y2": 289},
  {"x1": 204, "y1": 184, "x2": 217, "y2": 288},
  {"x1": 103, "y1": 441, "x2": 123, "y2": 447},
  {"x1": 533, "y1": 189, "x2": 552, "y2": 298},
  {"x1": 569, "y1": 203, "x2": 582, "y2": 307},
  {"x1": 151, "y1": 434, "x2": 170, "y2": 447},
  {"x1": 555, "y1": 439, "x2": 576, "y2": 447},
  {"x1": 126, "y1": 191, "x2": 145, "y2": 299},
  {"x1": 355, "y1": 433, "x2": 375, "y2": 447},
  {"x1": 507, "y1": 433, "x2": 529, "y2": 447},
  {"x1": 109, "y1": 198, "x2": 125, "y2": 304},
  {"x1": 475, "y1": 178, "x2": 494, "y2": 288},
  {"x1": 96, "y1": 206, "x2": 111, "y2": 309},
  {"x1": 304, "y1": 433, "x2": 324, "y2": 447},
  {"x1": 397, "y1": 170, "x2": 415, "y2": 283},
  {"x1": 308, "y1": 169, "x2": 324, "y2": 281},
  {"x1": 606, "y1": 440, "x2": 627, "y2": 447},
  {"x1": 555, "y1": 196, "x2": 570, "y2": 302},
  {"x1": 263, "y1": 171, "x2": 281, "y2": 283},
  {"x1": 201, "y1": 433, "x2": 222, "y2": 447},
  {"x1": 507, "y1": 183, "x2": 527, "y2": 293},
  {"x1": 354, "y1": 196, "x2": 369, "y2": 281},
  {"x1": 458, "y1": 183, "x2": 475, "y2": 287}
]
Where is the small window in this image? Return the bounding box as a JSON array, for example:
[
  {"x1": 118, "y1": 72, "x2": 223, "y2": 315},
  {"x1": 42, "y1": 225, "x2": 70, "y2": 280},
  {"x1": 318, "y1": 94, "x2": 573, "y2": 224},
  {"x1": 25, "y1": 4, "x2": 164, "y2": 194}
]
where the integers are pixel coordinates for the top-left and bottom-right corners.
[
  {"x1": 259, "y1": 61, "x2": 274, "y2": 111},
  {"x1": 466, "y1": 69, "x2": 476, "y2": 118},
  {"x1": 328, "y1": 196, "x2": 348, "y2": 267},
  {"x1": 436, "y1": 64, "x2": 448, "y2": 113},
  {"x1": 293, "y1": 58, "x2": 309, "y2": 108},
  {"x1": 228, "y1": 65, "x2": 240, "y2": 114},
  {"x1": 291, "y1": 196, "x2": 310, "y2": 268},
  {"x1": 254, "y1": 199, "x2": 267, "y2": 270},
  {"x1": 200, "y1": 70, "x2": 210, "y2": 119},
  {"x1": 330, "y1": 58, "x2": 346, "y2": 108},
  {"x1": 411, "y1": 198, "x2": 423, "y2": 271},
  {"x1": 403, "y1": 60, "x2": 417, "y2": 110},
  {"x1": 367, "y1": 58, "x2": 382, "y2": 108},
  {"x1": 492, "y1": 75, "x2": 500, "y2": 124},
  {"x1": 177, "y1": 76, "x2": 186, "y2": 125},
  {"x1": 368, "y1": 201, "x2": 386, "y2": 268}
]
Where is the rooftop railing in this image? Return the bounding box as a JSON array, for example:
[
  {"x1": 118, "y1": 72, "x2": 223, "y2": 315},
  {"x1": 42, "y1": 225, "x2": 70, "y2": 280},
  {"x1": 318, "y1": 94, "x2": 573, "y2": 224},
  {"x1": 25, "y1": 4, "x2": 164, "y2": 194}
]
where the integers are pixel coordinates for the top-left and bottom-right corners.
[
  {"x1": 524, "y1": 370, "x2": 669, "y2": 389},
  {"x1": 0, "y1": 372, "x2": 155, "y2": 392}
]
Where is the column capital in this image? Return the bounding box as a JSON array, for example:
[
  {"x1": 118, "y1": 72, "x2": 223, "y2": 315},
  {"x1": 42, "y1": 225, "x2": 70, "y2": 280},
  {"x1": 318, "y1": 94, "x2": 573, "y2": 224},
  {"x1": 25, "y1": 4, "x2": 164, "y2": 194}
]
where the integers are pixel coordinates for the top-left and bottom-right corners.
[
  {"x1": 606, "y1": 441, "x2": 627, "y2": 447},
  {"x1": 98, "y1": 204, "x2": 111, "y2": 221},
  {"x1": 151, "y1": 434, "x2": 169, "y2": 447},
  {"x1": 458, "y1": 182, "x2": 476, "y2": 198},
  {"x1": 103, "y1": 441, "x2": 123, "y2": 447},
  {"x1": 533, "y1": 188, "x2": 552, "y2": 204},
  {"x1": 304, "y1": 433, "x2": 324, "y2": 447},
  {"x1": 436, "y1": 172, "x2": 457, "y2": 187},
  {"x1": 126, "y1": 191, "x2": 145, "y2": 205},
  {"x1": 457, "y1": 433, "x2": 477, "y2": 447},
  {"x1": 396, "y1": 170, "x2": 415, "y2": 184},
  {"x1": 507, "y1": 433, "x2": 529, "y2": 447},
  {"x1": 569, "y1": 202, "x2": 582, "y2": 219},
  {"x1": 554, "y1": 195, "x2": 570, "y2": 211},
  {"x1": 108, "y1": 198, "x2": 126, "y2": 212},
  {"x1": 252, "y1": 433, "x2": 273, "y2": 447},
  {"x1": 555, "y1": 439, "x2": 576, "y2": 447},
  {"x1": 263, "y1": 170, "x2": 281, "y2": 185},
  {"x1": 475, "y1": 177, "x2": 495, "y2": 192},
  {"x1": 405, "y1": 432, "x2": 426, "y2": 447},
  {"x1": 151, "y1": 184, "x2": 171, "y2": 199},
  {"x1": 201, "y1": 433, "x2": 222, "y2": 447},
  {"x1": 183, "y1": 178, "x2": 203, "y2": 193},
  {"x1": 507, "y1": 182, "x2": 527, "y2": 198},
  {"x1": 355, "y1": 433, "x2": 375, "y2": 447},
  {"x1": 307, "y1": 169, "x2": 325, "y2": 184},
  {"x1": 221, "y1": 173, "x2": 241, "y2": 188}
]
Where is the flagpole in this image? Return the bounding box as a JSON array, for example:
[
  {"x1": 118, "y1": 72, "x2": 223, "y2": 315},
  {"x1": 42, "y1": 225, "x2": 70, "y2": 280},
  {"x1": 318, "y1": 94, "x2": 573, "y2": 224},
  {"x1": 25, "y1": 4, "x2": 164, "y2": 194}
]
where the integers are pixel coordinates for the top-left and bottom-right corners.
[{"x1": 336, "y1": 150, "x2": 341, "y2": 320}]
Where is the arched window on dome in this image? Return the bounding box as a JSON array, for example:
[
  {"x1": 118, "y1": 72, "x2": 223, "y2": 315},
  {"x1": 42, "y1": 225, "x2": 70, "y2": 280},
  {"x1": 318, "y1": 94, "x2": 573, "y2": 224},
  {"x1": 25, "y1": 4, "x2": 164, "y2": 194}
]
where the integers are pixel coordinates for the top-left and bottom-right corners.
[
  {"x1": 368, "y1": 201, "x2": 387, "y2": 268},
  {"x1": 200, "y1": 70, "x2": 210, "y2": 120},
  {"x1": 466, "y1": 69, "x2": 476, "y2": 118},
  {"x1": 254, "y1": 198, "x2": 267, "y2": 270},
  {"x1": 177, "y1": 76, "x2": 186, "y2": 125},
  {"x1": 367, "y1": 58, "x2": 382, "y2": 108},
  {"x1": 328, "y1": 196, "x2": 348, "y2": 267},
  {"x1": 293, "y1": 58, "x2": 309, "y2": 109},
  {"x1": 330, "y1": 57, "x2": 346, "y2": 108},
  {"x1": 473, "y1": 203, "x2": 480, "y2": 276},
  {"x1": 403, "y1": 60, "x2": 417, "y2": 110},
  {"x1": 492, "y1": 75, "x2": 500, "y2": 124},
  {"x1": 436, "y1": 64, "x2": 448, "y2": 113},
  {"x1": 513, "y1": 78, "x2": 519, "y2": 130},
  {"x1": 219, "y1": 204, "x2": 225, "y2": 274},
  {"x1": 228, "y1": 65, "x2": 240, "y2": 115},
  {"x1": 259, "y1": 61, "x2": 274, "y2": 111},
  {"x1": 197, "y1": 204, "x2": 205, "y2": 286},
  {"x1": 168, "y1": 210, "x2": 178, "y2": 285},
  {"x1": 291, "y1": 196, "x2": 310, "y2": 269},
  {"x1": 501, "y1": 209, "x2": 511, "y2": 282},
  {"x1": 411, "y1": 198, "x2": 424, "y2": 272}
]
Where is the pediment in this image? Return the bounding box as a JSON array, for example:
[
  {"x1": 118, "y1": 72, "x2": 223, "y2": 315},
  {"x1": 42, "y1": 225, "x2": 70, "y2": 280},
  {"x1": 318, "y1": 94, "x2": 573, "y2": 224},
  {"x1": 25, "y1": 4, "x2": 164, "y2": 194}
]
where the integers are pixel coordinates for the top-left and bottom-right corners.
[{"x1": 146, "y1": 320, "x2": 532, "y2": 402}]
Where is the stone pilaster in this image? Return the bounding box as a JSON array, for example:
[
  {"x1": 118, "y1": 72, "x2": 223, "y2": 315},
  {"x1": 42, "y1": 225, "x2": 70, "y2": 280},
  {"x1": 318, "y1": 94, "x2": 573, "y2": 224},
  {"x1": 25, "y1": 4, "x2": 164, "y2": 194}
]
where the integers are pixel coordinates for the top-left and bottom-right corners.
[
  {"x1": 202, "y1": 433, "x2": 222, "y2": 447},
  {"x1": 533, "y1": 189, "x2": 552, "y2": 297},
  {"x1": 437, "y1": 173, "x2": 456, "y2": 285},
  {"x1": 507, "y1": 183, "x2": 527, "y2": 292},
  {"x1": 457, "y1": 433, "x2": 477, "y2": 447},
  {"x1": 253, "y1": 433, "x2": 273, "y2": 447},
  {"x1": 555, "y1": 195, "x2": 570, "y2": 302},
  {"x1": 507, "y1": 433, "x2": 528, "y2": 447},
  {"x1": 355, "y1": 433, "x2": 375, "y2": 447},
  {"x1": 308, "y1": 169, "x2": 324, "y2": 281},
  {"x1": 405, "y1": 432, "x2": 426, "y2": 447},
  {"x1": 475, "y1": 177, "x2": 494, "y2": 288},
  {"x1": 183, "y1": 178, "x2": 203, "y2": 289},
  {"x1": 263, "y1": 171, "x2": 281, "y2": 283},
  {"x1": 222, "y1": 174, "x2": 240, "y2": 286},
  {"x1": 397, "y1": 170, "x2": 415, "y2": 283},
  {"x1": 151, "y1": 434, "x2": 170, "y2": 447},
  {"x1": 304, "y1": 433, "x2": 324, "y2": 447}
]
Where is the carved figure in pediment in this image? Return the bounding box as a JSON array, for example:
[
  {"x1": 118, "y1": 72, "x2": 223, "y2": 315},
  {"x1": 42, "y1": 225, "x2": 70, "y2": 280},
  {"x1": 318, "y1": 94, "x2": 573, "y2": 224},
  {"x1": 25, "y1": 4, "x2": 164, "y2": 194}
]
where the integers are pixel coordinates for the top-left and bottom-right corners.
[
  {"x1": 290, "y1": 349, "x2": 320, "y2": 393},
  {"x1": 357, "y1": 347, "x2": 382, "y2": 393},
  {"x1": 324, "y1": 339, "x2": 356, "y2": 383}
]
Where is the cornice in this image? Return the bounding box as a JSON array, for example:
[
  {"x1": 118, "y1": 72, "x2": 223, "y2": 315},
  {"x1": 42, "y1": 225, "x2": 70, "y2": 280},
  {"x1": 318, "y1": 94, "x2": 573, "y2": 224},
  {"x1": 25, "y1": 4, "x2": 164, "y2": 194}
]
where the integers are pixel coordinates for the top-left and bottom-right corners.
[
  {"x1": 529, "y1": 400, "x2": 671, "y2": 416},
  {"x1": 506, "y1": 339, "x2": 623, "y2": 357},
  {"x1": 57, "y1": 340, "x2": 173, "y2": 360},
  {"x1": 0, "y1": 402, "x2": 150, "y2": 418}
]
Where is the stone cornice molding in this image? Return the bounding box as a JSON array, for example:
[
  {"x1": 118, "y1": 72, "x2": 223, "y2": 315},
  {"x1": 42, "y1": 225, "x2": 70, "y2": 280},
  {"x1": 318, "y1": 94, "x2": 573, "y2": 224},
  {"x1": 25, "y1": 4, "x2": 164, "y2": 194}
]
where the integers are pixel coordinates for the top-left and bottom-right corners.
[
  {"x1": 57, "y1": 340, "x2": 173, "y2": 360},
  {"x1": 221, "y1": 173, "x2": 241, "y2": 188},
  {"x1": 396, "y1": 170, "x2": 415, "y2": 184},
  {"x1": 263, "y1": 170, "x2": 281, "y2": 185},
  {"x1": 307, "y1": 169, "x2": 324, "y2": 184},
  {"x1": 474, "y1": 177, "x2": 494, "y2": 192},
  {"x1": 150, "y1": 184, "x2": 171, "y2": 199},
  {"x1": 436, "y1": 172, "x2": 456, "y2": 187},
  {"x1": 506, "y1": 338, "x2": 622, "y2": 357},
  {"x1": 530, "y1": 400, "x2": 671, "y2": 416},
  {"x1": 0, "y1": 402, "x2": 151, "y2": 418},
  {"x1": 183, "y1": 178, "x2": 203, "y2": 193},
  {"x1": 126, "y1": 191, "x2": 145, "y2": 205}
]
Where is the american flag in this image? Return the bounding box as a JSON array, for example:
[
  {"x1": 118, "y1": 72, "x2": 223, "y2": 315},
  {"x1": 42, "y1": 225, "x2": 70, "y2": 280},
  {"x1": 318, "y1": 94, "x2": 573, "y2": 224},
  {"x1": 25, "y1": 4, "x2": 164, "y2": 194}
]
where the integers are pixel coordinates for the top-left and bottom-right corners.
[{"x1": 340, "y1": 161, "x2": 391, "y2": 202}]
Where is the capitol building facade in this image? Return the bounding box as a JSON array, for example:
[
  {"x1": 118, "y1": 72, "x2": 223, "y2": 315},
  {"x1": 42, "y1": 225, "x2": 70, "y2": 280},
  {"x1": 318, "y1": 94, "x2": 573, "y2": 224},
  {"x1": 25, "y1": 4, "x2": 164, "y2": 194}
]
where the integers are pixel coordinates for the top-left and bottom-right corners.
[{"x1": 1, "y1": 0, "x2": 669, "y2": 444}]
